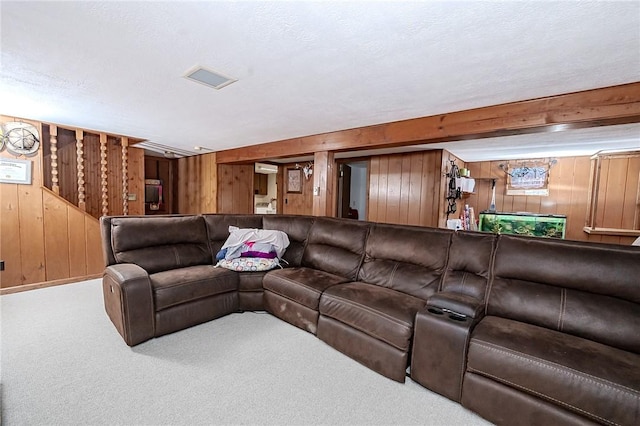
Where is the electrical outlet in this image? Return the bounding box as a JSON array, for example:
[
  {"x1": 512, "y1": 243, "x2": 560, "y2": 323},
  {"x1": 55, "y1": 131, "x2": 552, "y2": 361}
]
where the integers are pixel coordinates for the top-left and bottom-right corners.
[
  {"x1": 313, "y1": 187, "x2": 320, "y2": 196},
  {"x1": 127, "y1": 193, "x2": 137, "y2": 201}
]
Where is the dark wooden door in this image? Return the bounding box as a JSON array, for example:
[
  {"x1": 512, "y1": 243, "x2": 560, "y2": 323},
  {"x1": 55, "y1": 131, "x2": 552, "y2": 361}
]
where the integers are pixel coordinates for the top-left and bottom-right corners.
[{"x1": 338, "y1": 164, "x2": 352, "y2": 218}]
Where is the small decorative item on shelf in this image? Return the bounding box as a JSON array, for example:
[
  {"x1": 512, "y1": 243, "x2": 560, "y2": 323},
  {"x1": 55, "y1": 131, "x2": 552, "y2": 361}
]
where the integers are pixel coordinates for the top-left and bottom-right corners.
[
  {"x1": 460, "y1": 204, "x2": 478, "y2": 231},
  {"x1": 445, "y1": 160, "x2": 461, "y2": 218}
]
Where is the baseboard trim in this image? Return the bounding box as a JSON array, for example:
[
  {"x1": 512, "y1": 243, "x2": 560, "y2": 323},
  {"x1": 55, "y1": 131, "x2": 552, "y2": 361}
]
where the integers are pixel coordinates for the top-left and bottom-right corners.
[{"x1": 0, "y1": 274, "x2": 102, "y2": 295}]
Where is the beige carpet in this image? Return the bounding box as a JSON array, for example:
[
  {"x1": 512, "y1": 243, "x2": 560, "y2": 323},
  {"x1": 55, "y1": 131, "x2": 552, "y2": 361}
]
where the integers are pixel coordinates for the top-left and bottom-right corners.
[{"x1": 1, "y1": 279, "x2": 490, "y2": 425}]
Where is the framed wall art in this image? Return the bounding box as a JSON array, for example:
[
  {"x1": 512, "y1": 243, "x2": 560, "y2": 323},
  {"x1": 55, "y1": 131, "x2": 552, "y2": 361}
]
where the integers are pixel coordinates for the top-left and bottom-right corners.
[
  {"x1": 287, "y1": 168, "x2": 302, "y2": 193},
  {"x1": 0, "y1": 158, "x2": 32, "y2": 185},
  {"x1": 500, "y1": 158, "x2": 555, "y2": 196}
]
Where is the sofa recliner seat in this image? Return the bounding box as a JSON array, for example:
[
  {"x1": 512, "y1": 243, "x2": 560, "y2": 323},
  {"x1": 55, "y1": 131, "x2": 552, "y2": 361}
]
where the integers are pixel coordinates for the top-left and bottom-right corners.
[
  {"x1": 263, "y1": 217, "x2": 369, "y2": 335},
  {"x1": 319, "y1": 282, "x2": 426, "y2": 353},
  {"x1": 465, "y1": 316, "x2": 640, "y2": 426},
  {"x1": 151, "y1": 265, "x2": 237, "y2": 311},
  {"x1": 316, "y1": 222, "x2": 453, "y2": 383},
  {"x1": 263, "y1": 267, "x2": 350, "y2": 334},
  {"x1": 459, "y1": 235, "x2": 640, "y2": 426}
]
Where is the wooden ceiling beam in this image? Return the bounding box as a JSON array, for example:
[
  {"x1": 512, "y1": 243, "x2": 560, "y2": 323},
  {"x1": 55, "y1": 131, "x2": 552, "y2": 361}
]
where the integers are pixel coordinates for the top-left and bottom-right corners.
[{"x1": 215, "y1": 82, "x2": 640, "y2": 164}]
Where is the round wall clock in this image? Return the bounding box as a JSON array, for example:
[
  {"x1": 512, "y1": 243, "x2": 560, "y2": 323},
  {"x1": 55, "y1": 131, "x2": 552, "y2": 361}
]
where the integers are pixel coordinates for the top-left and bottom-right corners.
[{"x1": 2, "y1": 122, "x2": 40, "y2": 156}]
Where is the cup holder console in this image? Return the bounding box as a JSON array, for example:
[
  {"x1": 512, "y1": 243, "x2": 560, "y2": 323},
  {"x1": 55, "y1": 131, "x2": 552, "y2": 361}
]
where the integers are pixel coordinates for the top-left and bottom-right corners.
[{"x1": 427, "y1": 306, "x2": 468, "y2": 322}]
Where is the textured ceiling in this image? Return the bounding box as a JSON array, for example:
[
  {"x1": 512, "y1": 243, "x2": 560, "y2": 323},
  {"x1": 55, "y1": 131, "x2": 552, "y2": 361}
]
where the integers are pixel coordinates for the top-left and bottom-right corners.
[{"x1": 1, "y1": 1, "x2": 639, "y2": 161}]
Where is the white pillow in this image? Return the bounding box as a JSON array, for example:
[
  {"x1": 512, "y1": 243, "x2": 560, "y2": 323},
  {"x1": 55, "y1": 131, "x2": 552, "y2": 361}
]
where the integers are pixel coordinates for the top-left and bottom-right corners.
[{"x1": 215, "y1": 257, "x2": 281, "y2": 272}]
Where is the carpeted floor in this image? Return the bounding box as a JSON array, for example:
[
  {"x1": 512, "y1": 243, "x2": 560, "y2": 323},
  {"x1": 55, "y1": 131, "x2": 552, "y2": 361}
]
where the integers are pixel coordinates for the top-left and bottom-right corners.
[{"x1": 1, "y1": 279, "x2": 490, "y2": 425}]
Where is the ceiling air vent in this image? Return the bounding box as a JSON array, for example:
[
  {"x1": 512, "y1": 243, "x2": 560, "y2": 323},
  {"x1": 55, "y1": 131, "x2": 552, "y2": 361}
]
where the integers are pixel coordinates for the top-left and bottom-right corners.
[{"x1": 183, "y1": 66, "x2": 237, "y2": 90}]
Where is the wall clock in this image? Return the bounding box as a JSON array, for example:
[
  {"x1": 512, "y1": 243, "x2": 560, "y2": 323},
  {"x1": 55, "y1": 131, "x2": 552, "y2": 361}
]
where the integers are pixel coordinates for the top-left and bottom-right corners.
[{"x1": 2, "y1": 122, "x2": 40, "y2": 156}]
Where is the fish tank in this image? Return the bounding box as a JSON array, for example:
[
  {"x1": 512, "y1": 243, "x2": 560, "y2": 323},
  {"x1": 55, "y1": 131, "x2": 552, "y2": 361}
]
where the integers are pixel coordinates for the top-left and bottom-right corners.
[{"x1": 478, "y1": 211, "x2": 566, "y2": 239}]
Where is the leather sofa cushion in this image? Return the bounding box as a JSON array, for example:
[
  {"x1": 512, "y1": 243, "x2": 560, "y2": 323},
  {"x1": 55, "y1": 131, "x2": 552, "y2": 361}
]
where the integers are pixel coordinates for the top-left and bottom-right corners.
[
  {"x1": 467, "y1": 316, "x2": 640, "y2": 426},
  {"x1": 237, "y1": 271, "x2": 267, "y2": 291},
  {"x1": 111, "y1": 216, "x2": 211, "y2": 274},
  {"x1": 263, "y1": 267, "x2": 349, "y2": 310},
  {"x1": 302, "y1": 217, "x2": 369, "y2": 280},
  {"x1": 263, "y1": 215, "x2": 314, "y2": 267},
  {"x1": 489, "y1": 235, "x2": 640, "y2": 353},
  {"x1": 441, "y1": 231, "x2": 496, "y2": 301},
  {"x1": 319, "y1": 282, "x2": 426, "y2": 351},
  {"x1": 150, "y1": 265, "x2": 238, "y2": 311},
  {"x1": 357, "y1": 223, "x2": 450, "y2": 300},
  {"x1": 493, "y1": 236, "x2": 640, "y2": 302}
]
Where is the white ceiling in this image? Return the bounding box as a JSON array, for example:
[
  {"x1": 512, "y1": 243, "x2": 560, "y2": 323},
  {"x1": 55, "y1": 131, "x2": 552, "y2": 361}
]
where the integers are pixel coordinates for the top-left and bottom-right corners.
[{"x1": 1, "y1": 1, "x2": 639, "y2": 162}]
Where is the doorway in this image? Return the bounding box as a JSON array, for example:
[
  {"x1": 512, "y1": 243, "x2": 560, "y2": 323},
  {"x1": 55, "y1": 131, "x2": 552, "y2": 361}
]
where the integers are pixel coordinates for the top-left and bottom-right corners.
[
  {"x1": 254, "y1": 163, "x2": 278, "y2": 214},
  {"x1": 337, "y1": 161, "x2": 368, "y2": 220}
]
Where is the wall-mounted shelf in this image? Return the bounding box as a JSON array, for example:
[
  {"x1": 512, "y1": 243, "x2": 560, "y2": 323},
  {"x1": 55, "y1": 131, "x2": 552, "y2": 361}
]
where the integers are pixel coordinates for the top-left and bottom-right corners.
[{"x1": 583, "y1": 227, "x2": 640, "y2": 237}]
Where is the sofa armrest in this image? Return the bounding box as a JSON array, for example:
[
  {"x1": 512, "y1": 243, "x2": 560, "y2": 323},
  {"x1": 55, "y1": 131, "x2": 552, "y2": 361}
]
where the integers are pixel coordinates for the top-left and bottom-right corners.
[
  {"x1": 411, "y1": 292, "x2": 484, "y2": 402},
  {"x1": 102, "y1": 264, "x2": 155, "y2": 346},
  {"x1": 426, "y1": 291, "x2": 485, "y2": 320}
]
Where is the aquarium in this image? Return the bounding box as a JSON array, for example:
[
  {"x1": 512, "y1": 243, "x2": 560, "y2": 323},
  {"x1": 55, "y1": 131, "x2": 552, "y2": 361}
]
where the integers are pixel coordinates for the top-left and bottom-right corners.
[{"x1": 478, "y1": 211, "x2": 566, "y2": 239}]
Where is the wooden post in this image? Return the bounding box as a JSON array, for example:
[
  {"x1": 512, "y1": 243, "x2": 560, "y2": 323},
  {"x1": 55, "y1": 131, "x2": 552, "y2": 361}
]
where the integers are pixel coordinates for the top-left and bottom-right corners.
[
  {"x1": 75, "y1": 129, "x2": 86, "y2": 211},
  {"x1": 50, "y1": 125, "x2": 59, "y2": 194},
  {"x1": 100, "y1": 133, "x2": 108, "y2": 216},
  {"x1": 312, "y1": 151, "x2": 336, "y2": 217},
  {"x1": 121, "y1": 137, "x2": 129, "y2": 215}
]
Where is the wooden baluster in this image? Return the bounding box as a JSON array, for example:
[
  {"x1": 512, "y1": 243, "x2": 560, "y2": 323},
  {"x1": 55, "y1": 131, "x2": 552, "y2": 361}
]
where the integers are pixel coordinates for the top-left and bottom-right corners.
[
  {"x1": 50, "y1": 125, "x2": 59, "y2": 194},
  {"x1": 100, "y1": 133, "x2": 108, "y2": 216},
  {"x1": 121, "y1": 137, "x2": 129, "y2": 215},
  {"x1": 75, "y1": 130, "x2": 86, "y2": 211}
]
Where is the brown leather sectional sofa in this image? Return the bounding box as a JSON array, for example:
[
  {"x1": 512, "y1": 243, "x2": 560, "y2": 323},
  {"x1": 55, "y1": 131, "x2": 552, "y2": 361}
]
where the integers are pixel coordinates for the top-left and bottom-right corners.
[{"x1": 100, "y1": 214, "x2": 640, "y2": 426}]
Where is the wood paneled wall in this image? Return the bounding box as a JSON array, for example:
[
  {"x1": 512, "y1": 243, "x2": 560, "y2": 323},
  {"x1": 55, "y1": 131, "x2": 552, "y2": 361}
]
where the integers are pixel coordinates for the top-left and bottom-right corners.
[
  {"x1": 281, "y1": 162, "x2": 315, "y2": 216},
  {"x1": 177, "y1": 153, "x2": 217, "y2": 214},
  {"x1": 368, "y1": 150, "x2": 458, "y2": 227},
  {"x1": 217, "y1": 164, "x2": 254, "y2": 214},
  {"x1": 177, "y1": 154, "x2": 254, "y2": 215},
  {"x1": 42, "y1": 125, "x2": 144, "y2": 218},
  {"x1": 464, "y1": 155, "x2": 639, "y2": 245},
  {"x1": 587, "y1": 152, "x2": 640, "y2": 241},
  {"x1": 0, "y1": 117, "x2": 104, "y2": 289}
]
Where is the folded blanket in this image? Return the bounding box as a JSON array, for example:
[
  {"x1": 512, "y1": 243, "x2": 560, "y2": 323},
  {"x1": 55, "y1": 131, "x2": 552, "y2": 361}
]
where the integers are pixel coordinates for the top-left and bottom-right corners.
[{"x1": 220, "y1": 226, "x2": 290, "y2": 260}]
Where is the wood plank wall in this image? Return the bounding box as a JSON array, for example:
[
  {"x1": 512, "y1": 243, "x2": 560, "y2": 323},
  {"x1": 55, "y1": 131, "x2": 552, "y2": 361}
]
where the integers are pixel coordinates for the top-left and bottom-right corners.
[
  {"x1": 177, "y1": 153, "x2": 217, "y2": 214},
  {"x1": 42, "y1": 125, "x2": 144, "y2": 218},
  {"x1": 368, "y1": 150, "x2": 459, "y2": 227},
  {"x1": 590, "y1": 153, "x2": 640, "y2": 241},
  {"x1": 1, "y1": 115, "x2": 142, "y2": 290},
  {"x1": 464, "y1": 155, "x2": 639, "y2": 245},
  {"x1": 1, "y1": 184, "x2": 103, "y2": 289},
  {"x1": 281, "y1": 162, "x2": 315, "y2": 216},
  {"x1": 217, "y1": 164, "x2": 254, "y2": 214}
]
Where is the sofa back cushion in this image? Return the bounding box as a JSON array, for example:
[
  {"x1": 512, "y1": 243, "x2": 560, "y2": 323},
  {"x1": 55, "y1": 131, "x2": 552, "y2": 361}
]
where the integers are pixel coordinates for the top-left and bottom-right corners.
[
  {"x1": 302, "y1": 217, "x2": 370, "y2": 280},
  {"x1": 203, "y1": 214, "x2": 264, "y2": 256},
  {"x1": 441, "y1": 231, "x2": 497, "y2": 302},
  {"x1": 488, "y1": 235, "x2": 640, "y2": 353},
  {"x1": 358, "y1": 223, "x2": 451, "y2": 300},
  {"x1": 263, "y1": 215, "x2": 314, "y2": 266},
  {"x1": 109, "y1": 216, "x2": 211, "y2": 274}
]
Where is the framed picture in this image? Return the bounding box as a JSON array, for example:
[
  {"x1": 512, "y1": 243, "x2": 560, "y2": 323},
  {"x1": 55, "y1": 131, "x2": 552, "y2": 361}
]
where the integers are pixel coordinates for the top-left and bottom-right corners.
[
  {"x1": 0, "y1": 158, "x2": 32, "y2": 184},
  {"x1": 503, "y1": 158, "x2": 553, "y2": 196},
  {"x1": 287, "y1": 168, "x2": 302, "y2": 193}
]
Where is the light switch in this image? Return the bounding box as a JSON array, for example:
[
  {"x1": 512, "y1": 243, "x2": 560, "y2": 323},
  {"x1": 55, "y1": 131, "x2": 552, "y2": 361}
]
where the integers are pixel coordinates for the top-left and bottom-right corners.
[{"x1": 313, "y1": 187, "x2": 320, "y2": 196}]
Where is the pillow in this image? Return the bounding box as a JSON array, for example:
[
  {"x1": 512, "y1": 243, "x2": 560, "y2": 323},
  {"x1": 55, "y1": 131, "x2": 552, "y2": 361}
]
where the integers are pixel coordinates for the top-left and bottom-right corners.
[{"x1": 215, "y1": 257, "x2": 281, "y2": 272}]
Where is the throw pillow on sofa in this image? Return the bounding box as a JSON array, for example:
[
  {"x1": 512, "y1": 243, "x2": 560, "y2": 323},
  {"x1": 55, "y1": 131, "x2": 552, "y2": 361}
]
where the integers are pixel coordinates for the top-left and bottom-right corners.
[{"x1": 215, "y1": 257, "x2": 281, "y2": 272}]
